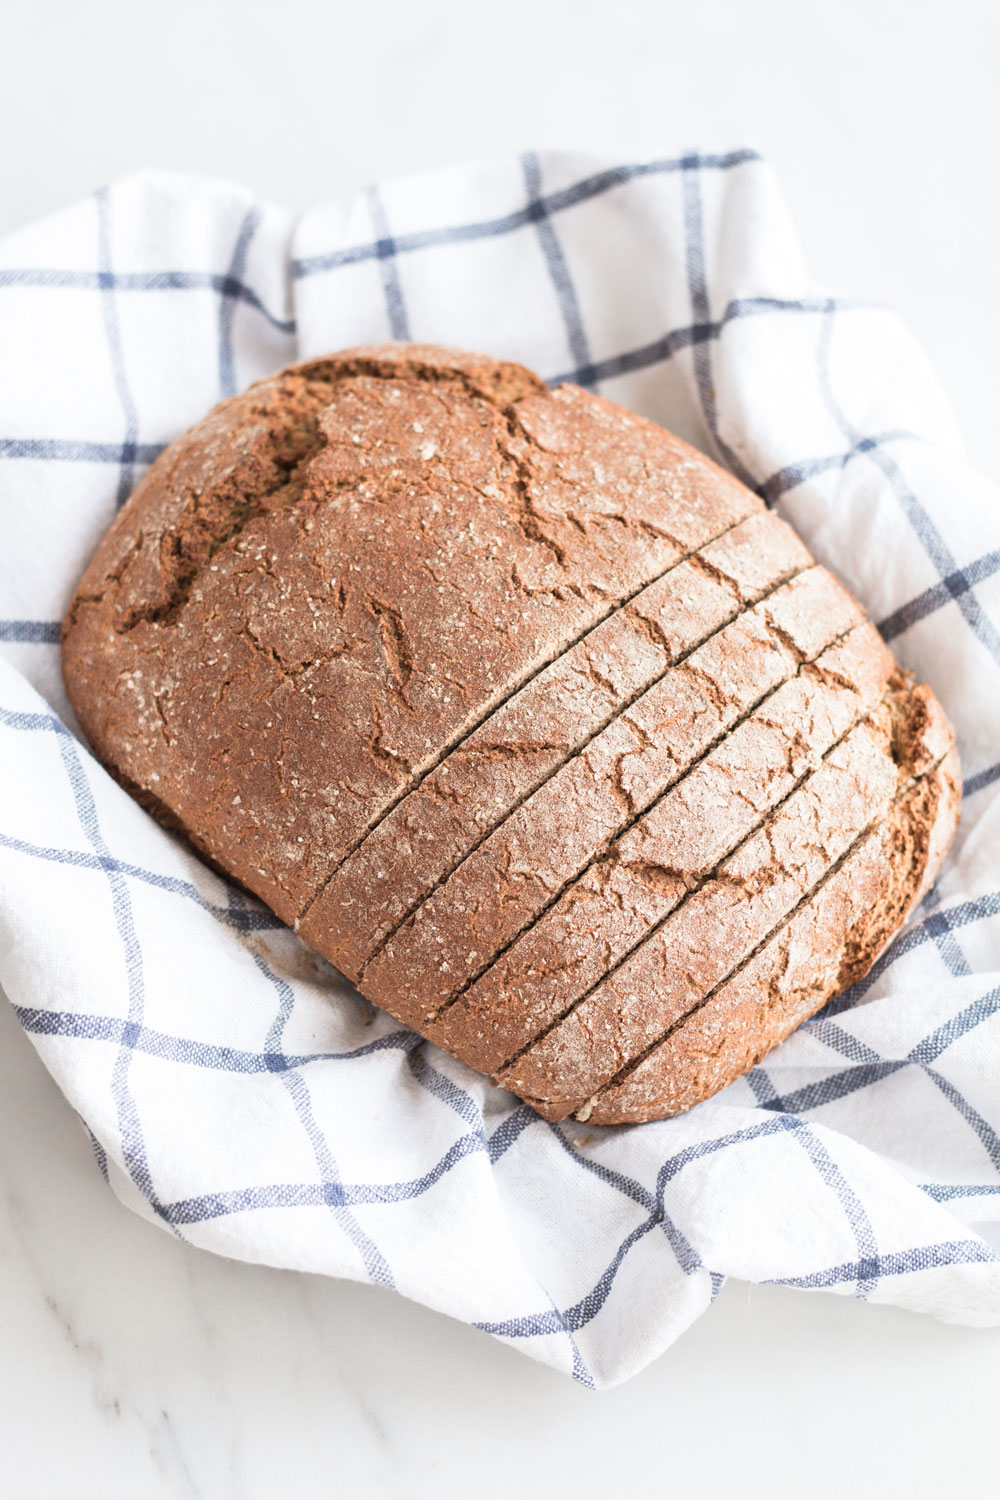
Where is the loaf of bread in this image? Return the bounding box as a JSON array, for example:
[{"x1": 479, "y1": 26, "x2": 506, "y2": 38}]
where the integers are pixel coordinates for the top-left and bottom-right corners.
[{"x1": 61, "y1": 343, "x2": 961, "y2": 1125}]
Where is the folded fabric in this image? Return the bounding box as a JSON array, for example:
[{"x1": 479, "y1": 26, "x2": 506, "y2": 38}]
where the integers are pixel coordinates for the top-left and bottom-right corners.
[{"x1": 1, "y1": 149, "x2": 999, "y2": 1389}]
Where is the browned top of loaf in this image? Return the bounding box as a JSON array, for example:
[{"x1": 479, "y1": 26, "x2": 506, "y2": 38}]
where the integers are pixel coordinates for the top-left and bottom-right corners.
[
  {"x1": 61, "y1": 343, "x2": 758, "y2": 930},
  {"x1": 62, "y1": 341, "x2": 961, "y2": 1127}
]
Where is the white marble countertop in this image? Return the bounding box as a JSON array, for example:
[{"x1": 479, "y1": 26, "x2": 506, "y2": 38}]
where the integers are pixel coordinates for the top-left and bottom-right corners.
[{"x1": 3, "y1": 0, "x2": 1000, "y2": 1492}]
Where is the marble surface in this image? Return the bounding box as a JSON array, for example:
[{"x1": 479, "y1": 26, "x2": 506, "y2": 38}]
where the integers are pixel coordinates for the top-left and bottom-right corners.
[
  {"x1": 3, "y1": 0, "x2": 1000, "y2": 1492},
  {"x1": 5, "y1": 997, "x2": 1000, "y2": 1499}
]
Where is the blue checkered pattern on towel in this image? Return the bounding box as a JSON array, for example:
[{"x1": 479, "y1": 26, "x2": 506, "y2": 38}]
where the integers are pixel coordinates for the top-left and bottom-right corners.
[{"x1": 2, "y1": 151, "x2": 1000, "y2": 1389}]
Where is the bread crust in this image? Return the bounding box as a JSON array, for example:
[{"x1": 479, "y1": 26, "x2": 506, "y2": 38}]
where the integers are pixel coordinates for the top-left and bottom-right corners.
[{"x1": 61, "y1": 343, "x2": 961, "y2": 1124}]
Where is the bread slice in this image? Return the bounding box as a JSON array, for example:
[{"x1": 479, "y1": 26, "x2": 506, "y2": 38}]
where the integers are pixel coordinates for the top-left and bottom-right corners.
[{"x1": 61, "y1": 343, "x2": 961, "y2": 1124}]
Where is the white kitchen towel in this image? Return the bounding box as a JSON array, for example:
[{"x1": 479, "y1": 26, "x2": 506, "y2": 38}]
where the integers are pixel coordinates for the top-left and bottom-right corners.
[{"x1": 2, "y1": 150, "x2": 1000, "y2": 1389}]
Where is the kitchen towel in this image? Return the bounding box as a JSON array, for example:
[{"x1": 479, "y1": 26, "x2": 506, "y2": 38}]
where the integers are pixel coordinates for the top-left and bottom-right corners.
[{"x1": 2, "y1": 149, "x2": 999, "y2": 1389}]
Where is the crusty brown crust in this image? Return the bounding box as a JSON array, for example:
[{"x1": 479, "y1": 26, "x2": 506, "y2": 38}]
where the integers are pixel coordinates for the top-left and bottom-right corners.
[{"x1": 61, "y1": 342, "x2": 961, "y2": 1124}]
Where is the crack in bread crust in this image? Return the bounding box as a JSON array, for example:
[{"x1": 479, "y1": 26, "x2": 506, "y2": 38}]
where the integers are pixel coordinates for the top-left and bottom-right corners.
[{"x1": 64, "y1": 381, "x2": 338, "y2": 635}]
